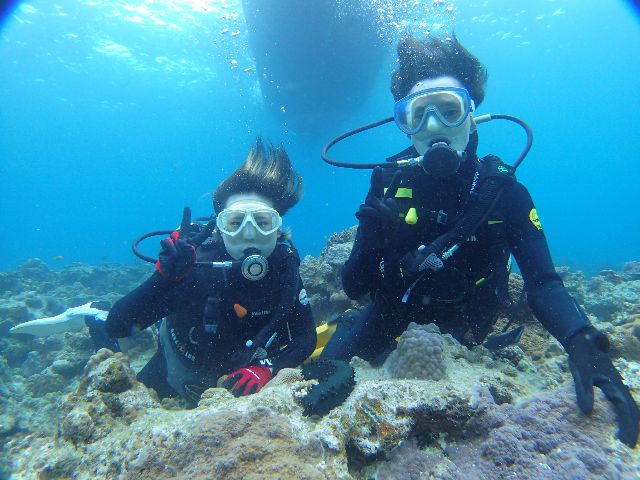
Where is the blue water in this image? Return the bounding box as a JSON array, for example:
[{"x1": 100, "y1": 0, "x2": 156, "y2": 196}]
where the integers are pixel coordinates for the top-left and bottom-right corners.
[{"x1": 0, "y1": 0, "x2": 638, "y2": 275}]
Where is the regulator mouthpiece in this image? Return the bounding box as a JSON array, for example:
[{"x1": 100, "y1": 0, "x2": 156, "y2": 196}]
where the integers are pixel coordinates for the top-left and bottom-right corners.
[
  {"x1": 422, "y1": 142, "x2": 464, "y2": 178},
  {"x1": 241, "y1": 248, "x2": 268, "y2": 281}
]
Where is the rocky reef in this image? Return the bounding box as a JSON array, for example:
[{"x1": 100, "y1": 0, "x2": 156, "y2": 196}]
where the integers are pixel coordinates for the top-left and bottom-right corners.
[
  {"x1": 1, "y1": 239, "x2": 640, "y2": 479},
  {"x1": 299, "y1": 226, "x2": 363, "y2": 323}
]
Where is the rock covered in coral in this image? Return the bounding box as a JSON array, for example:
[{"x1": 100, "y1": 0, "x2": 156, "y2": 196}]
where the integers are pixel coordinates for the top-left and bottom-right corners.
[
  {"x1": 299, "y1": 227, "x2": 362, "y2": 323},
  {"x1": 370, "y1": 380, "x2": 638, "y2": 480},
  {"x1": 385, "y1": 323, "x2": 448, "y2": 380},
  {"x1": 3, "y1": 254, "x2": 640, "y2": 479},
  {"x1": 623, "y1": 261, "x2": 640, "y2": 280},
  {"x1": 605, "y1": 313, "x2": 640, "y2": 362},
  {"x1": 447, "y1": 384, "x2": 636, "y2": 480},
  {"x1": 59, "y1": 349, "x2": 158, "y2": 444},
  {"x1": 0, "y1": 259, "x2": 156, "y2": 447},
  {"x1": 375, "y1": 439, "x2": 459, "y2": 479},
  {"x1": 557, "y1": 264, "x2": 640, "y2": 324},
  {"x1": 126, "y1": 407, "x2": 327, "y2": 480},
  {"x1": 7, "y1": 338, "x2": 640, "y2": 480}
]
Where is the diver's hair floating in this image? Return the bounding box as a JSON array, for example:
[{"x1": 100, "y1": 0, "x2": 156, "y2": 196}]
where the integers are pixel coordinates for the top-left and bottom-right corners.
[
  {"x1": 213, "y1": 136, "x2": 303, "y2": 216},
  {"x1": 391, "y1": 34, "x2": 488, "y2": 105}
]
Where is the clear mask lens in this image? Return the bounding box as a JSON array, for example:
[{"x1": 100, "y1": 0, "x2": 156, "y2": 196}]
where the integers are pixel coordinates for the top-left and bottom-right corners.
[
  {"x1": 216, "y1": 208, "x2": 282, "y2": 237},
  {"x1": 394, "y1": 87, "x2": 474, "y2": 134}
]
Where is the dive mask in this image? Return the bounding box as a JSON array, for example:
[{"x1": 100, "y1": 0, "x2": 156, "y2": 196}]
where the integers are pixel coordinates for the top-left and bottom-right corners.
[
  {"x1": 216, "y1": 206, "x2": 282, "y2": 237},
  {"x1": 217, "y1": 201, "x2": 281, "y2": 261},
  {"x1": 394, "y1": 86, "x2": 475, "y2": 135}
]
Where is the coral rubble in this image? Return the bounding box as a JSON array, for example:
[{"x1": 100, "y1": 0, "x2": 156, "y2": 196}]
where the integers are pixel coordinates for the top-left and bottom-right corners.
[{"x1": 2, "y1": 247, "x2": 640, "y2": 479}]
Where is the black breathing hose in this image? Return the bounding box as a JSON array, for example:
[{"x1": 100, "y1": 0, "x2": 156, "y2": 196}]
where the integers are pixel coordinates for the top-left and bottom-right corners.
[
  {"x1": 131, "y1": 217, "x2": 212, "y2": 263},
  {"x1": 320, "y1": 113, "x2": 533, "y2": 172},
  {"x1": 320, "y1": 117, "x2": 396, "y2": 169}
]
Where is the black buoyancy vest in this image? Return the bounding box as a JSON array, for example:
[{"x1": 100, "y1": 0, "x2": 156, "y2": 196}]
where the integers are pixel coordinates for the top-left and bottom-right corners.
[
  {"x1": 196, "y1": 239, "x2": 302, "y2": 365},
  {"x1": 381, "y1": 154, "x2": 515, "y2": 306}
]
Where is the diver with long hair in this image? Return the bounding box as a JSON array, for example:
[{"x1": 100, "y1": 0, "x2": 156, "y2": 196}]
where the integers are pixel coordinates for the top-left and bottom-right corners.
[{"x1": 100, "y1": 137, "x2": 315, "y2": 404}]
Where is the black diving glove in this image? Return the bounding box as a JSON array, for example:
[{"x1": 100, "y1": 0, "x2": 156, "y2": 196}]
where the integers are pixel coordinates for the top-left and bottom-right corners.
[
  {"x1": 356, "y1": 167, "x2": 406, "y2": 263},
  {"x1": 155, "y1": 207, "x2": 215, "y2": 281},
  {"x1": 565, "y1": 326, "x2": 639, "y2": 448}
]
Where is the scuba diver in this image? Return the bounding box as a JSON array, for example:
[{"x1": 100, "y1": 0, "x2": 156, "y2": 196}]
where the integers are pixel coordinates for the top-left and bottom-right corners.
[
  {"x1": 112, "y1": 137, "x2": 316, "y2": 403},
  {"x1": 32, "y1": 137, "x2": 317, "y2": 405},
  {"x1": 319, "y1": 35, "x2": 639, "y2": 448}
]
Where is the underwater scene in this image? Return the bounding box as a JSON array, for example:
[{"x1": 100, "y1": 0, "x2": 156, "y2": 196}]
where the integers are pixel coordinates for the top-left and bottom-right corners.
[{"x1": 1, "y1": 0, "x2": 639, "y2": 478}]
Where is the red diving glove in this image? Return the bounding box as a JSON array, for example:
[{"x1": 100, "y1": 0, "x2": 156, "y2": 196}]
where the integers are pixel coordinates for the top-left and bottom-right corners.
[
  {"x1": 155, "y1": 230, "x2": 196, "y2": 281},
  {"x1": 155, "y1": 207, "x2": 215, "y2": 282},
  {"x1": 223, "y1": 366, "x2": 272, "y2": 397}
]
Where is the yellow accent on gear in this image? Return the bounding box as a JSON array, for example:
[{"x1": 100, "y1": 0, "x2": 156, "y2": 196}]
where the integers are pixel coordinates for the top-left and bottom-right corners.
[
  {"x1": 308, "y1": 315, "x2": 399, "y2": 361},
  {"x1": 383, "y1": 187, "x2": 413, "y2": 198},
  {"x1": 529, "y1": 208, "x2": 543, "y2": 230},
  {"x1": 308, "y1": 322, "x2": 337, "y2": 360},
  {"x1": 404, "y1": 207, "x2": 418, "y2": 224}
]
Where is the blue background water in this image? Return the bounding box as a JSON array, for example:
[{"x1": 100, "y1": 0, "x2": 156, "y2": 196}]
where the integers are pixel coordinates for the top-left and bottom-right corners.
[{"x1": 0, "y1": 0, "x2": 638, "y2": 274}]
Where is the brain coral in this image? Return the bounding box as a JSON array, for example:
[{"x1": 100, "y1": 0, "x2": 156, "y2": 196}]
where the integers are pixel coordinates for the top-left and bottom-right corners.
[{"x1": 385, "y1": 322, "x2": 447, "y2": 380}]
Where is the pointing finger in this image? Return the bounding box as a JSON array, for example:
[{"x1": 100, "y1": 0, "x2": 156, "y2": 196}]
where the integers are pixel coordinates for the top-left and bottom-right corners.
[
  {"x1": 180, "y1": 206, "x2": 192, "y2": 235},
  {"x1": 383, "y1": 170, "x2": 402, "y2": 201},
  {"x1": 370, "y1": 167, "x2": 384, "y2": 199},
  {"x1": 569, "y1": 360, "x2": 594, "y2": 414},
  {"x1": 596, "y1": 375, "x2": 639, "y2": 448}
]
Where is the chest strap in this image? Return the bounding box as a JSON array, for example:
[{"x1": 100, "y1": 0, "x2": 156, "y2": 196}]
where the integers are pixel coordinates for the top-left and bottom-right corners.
[
  {"x1": 241, "y1": 241, "x2": 302, "y2": 367},
  {"x1": 400, "y1": 155, "x2": 515, "y2": 302}
]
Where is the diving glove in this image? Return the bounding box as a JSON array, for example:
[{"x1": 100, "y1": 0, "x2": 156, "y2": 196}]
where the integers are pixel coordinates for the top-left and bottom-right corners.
[
  {"x1": 84, "y1": 302, "x2": 121, "y2": 353},
  {"x1": 356, "y1": 167, "x2": 410, "y2": 265},
  {"x1": 565, "y1": 326, "x2": 639, "y2": 448},
  {"x1": 155, "y1": 207, "x2": 214, "y2": 281},
  {"x1": 155, "y1": 230, "x2": 196, "y2": 281},
  {"x1": 156, "y1": 207, "x2": 196, "y2": 282},
  {"x1": 222, "y1": 365, "x2": 272, "y2": 396}
]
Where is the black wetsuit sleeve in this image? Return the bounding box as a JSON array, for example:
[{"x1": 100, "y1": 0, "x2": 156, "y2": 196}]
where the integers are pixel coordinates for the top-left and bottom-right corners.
[
  {"x1": 105, "y1": 272, "x2": 187, "y2": 338},
  {"x1": 505, "y1": 182, "x2": 589, "y2": 344},
  {"x1": 341, "y1": 169, "x2": 387, "y2": 300},
  {"x1": 270, "y1": 279, "x2": 317, "y2": 373},
  {"x1": 341, "y1": 224, "x2": 384, "y2": 300}
]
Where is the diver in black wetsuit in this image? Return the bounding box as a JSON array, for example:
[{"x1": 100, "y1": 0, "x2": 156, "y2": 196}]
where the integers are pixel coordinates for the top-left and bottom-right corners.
[
  {"x1": 105, "y1": 138, "x2": 316, "y2": 404},
  {"x1": 320, "y1": 35, "x2": 639, "y2": 447}
]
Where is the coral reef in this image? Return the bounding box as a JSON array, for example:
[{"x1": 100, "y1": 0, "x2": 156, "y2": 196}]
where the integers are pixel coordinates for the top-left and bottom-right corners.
[
  {"x1": 447, "y1": 384, "x2": 636, "y2": 479},
  {"x1": 0, "y1": 259, "x2": 154, "y2": 477},
  {"x1": 125, "y1": 408, "x2": 327, "y2": 480},
  {"x1": 371, "y1": 381, "x2": 638, "y2": 480},
  {"x1": 2, "y1": 249, "x2": 640, "y2": 479},
  {"x1": 0, "y1": 259, "x2": 150, "y2": 328},
  {"x1": 59, "y1": 349, "x2": 158, "y2": 445},
  {"x1": 299, "y1": 227, "x2": 362, "y2": 323},
  {"x1": 385, "y1": 322, "x2": 448, "y2": 380},
  {"x1": 375, "y1": 439, "x2": 458, "y2": 479}
]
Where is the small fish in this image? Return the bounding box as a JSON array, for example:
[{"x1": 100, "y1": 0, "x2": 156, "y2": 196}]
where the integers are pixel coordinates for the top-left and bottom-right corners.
[
  {"x1": 53, "y1": 255, "x2": 64, "y2": 261},
  {"x1": 483, "y1": 325, "x2": 525, "y2": 351}
]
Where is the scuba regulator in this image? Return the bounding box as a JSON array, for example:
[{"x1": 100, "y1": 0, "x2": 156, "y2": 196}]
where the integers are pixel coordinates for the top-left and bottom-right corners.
[
  {"x1": 132, "y1": 214, "x2": 269, "y2": 282},
  {"x1": 320, "y1": 111, "x2": 534, "y2": 304},
  {"x1": 321, "y1": 113, "x2": 532, "y2": 172}
]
